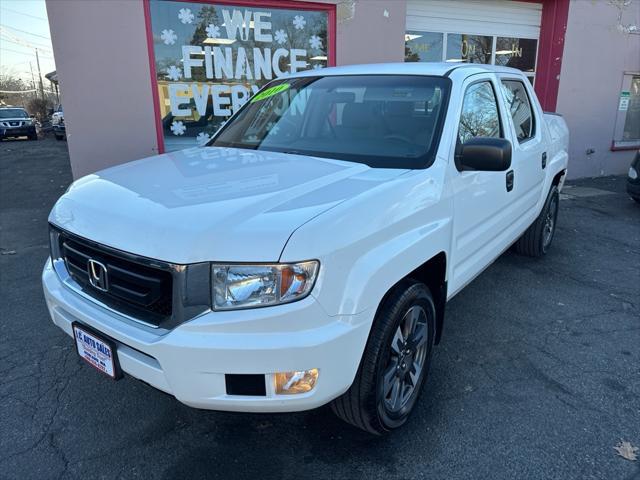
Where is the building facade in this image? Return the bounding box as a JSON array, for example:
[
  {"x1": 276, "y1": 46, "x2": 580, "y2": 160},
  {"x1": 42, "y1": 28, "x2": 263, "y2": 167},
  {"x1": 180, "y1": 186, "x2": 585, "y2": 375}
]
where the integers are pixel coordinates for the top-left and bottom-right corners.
[{"x1": 46, "y1": 0, "x2": 640, "y2": 179}]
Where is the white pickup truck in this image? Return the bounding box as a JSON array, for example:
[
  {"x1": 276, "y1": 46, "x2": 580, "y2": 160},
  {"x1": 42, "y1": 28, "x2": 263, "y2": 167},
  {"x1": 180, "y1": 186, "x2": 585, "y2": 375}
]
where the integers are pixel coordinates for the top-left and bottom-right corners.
[{"x1": 43, "y1": 63, "x2": 568, "y2": 434}]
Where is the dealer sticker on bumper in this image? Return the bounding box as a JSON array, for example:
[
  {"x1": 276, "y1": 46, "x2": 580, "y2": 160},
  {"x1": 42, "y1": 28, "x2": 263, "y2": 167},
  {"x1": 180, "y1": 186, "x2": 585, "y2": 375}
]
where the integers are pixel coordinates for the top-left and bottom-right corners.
[{"x1": 72, "y1": 323, "x2": 118, "y2": 379}]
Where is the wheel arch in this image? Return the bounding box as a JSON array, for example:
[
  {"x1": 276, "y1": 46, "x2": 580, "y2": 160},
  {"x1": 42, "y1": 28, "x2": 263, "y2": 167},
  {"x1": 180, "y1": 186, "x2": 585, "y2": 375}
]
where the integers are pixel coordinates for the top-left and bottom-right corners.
[
  {"x1": 374, "y1": 252, "x2": 448, "y2": 345},
  {"x1": 552, "y1": 169, "x2": 566, "y2": 188}
]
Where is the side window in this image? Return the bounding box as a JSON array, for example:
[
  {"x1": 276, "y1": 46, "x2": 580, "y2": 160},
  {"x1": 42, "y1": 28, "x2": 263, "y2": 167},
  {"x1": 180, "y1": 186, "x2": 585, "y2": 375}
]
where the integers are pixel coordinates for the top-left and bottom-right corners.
[
  {"x1": 458, "y1": 81, "x2": 502, "y2": 144},
  {"x1": 501, "y1": 80, "x2": 535, "y2": 142}
]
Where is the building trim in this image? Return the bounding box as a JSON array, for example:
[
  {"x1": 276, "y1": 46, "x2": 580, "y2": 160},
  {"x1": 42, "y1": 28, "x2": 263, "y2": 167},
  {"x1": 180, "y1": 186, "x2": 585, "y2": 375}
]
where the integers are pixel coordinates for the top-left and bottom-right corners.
[
  {"x1": 534, "y1": 0, "x2": 570, "y2": 111},
  {"x1": 143, "y1": 0, "x2": 337, "y2": 154},
  {"x1": 143, "y1": 0, "x2": 165, "y2": 155}
]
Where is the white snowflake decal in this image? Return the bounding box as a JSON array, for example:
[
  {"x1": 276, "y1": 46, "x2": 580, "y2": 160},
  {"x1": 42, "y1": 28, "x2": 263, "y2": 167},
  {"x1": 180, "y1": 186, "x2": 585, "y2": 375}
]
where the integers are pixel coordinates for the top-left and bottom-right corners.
[
  {"x1": 274, "y1": 29, "x2": 287, "y2": 45},
  {"x1": 196, "y1": 132, "x2": 211, "y2": 145},
  {"x1": 206, "y1": 24, "x2": 220, "y2": 38},
  {"x1": 165, "y1": 65, "x2": 182, "y2": 81},
  {"x1": 171, "y1": 121, "x2": 186, "y2": 136},
  {"x1": 178, "y1": 8, "x2": 194, "y2": 24},
  {"x1": 160, "y1": 29, "x2": 177, "y2": 45},
  {"x1": 312, "y1": 63, "x2": 324, "y2": 70},
  {"x1": 309, "y1": 35, "x2": 322, "y2": 50},
  {"x1": 293, "y1": 15, "x2": 306, "y2": 30}
]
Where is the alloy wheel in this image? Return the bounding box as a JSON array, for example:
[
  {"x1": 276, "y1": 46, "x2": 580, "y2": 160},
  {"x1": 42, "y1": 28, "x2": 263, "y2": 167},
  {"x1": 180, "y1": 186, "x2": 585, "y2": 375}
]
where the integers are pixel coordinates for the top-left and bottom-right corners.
[
  {"x1": 381, "y1": 305, "x2": 429, "y2": 414},
  {"x1": 543, "y1": 194, "x2": 558, "y2": 248}
]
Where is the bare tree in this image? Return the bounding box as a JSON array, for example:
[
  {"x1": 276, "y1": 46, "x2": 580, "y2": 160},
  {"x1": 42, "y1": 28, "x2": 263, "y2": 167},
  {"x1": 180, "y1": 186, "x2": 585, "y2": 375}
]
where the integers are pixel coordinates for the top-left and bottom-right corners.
[{"x1": 0, "y1": 68, "x2": 33, "y2": 107}]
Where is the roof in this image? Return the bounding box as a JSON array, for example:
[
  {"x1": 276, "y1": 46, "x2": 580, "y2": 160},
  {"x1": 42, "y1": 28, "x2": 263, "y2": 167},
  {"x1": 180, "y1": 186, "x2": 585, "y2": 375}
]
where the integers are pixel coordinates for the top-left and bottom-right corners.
[
  {"x1": 290, "y1": 62, "x2": 523, "y2": 79},
  {"x1": 45, "y1": 71, "x2": 58, "y2": 84}
]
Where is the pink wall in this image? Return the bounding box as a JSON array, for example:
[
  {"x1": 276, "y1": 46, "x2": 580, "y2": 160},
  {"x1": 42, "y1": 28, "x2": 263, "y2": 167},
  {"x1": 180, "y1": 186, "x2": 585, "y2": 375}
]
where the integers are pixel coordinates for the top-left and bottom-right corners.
[
  {"x1": 46, "y1": 0, "x2": 160, "y2": 178},
  {"x1": 556, "y1": 0, "x2": 640, "y2": 179},
  {"x1": 334, "y1": 0, "x2": 406, "y2": 65}
]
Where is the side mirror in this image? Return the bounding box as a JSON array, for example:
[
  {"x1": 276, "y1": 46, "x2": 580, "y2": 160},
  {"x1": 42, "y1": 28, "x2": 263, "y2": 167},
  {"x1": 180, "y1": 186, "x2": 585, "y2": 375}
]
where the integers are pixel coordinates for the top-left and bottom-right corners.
[{"x1": 457, "y1": 137, "x2": 512, "y2": 171}]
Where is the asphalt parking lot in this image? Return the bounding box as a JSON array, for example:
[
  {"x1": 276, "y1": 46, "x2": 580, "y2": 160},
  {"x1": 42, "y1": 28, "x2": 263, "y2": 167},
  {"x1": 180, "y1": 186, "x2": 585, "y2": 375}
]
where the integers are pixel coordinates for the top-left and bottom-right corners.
[{"x1": 1, "y1": 138, "x2": 639, "y2": 480}]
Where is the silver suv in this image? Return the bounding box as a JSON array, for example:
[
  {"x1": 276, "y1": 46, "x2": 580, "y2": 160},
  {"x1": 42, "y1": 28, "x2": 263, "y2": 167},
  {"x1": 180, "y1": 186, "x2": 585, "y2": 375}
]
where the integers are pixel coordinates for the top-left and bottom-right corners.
[{"x1": 0, "y1": 107, "x2": 37, "y2": 141}]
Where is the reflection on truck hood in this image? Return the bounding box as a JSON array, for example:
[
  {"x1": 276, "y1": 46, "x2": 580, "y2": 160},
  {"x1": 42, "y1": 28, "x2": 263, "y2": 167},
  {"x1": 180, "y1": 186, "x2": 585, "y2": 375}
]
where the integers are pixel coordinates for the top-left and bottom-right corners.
[{"x1": 49, "y1": 146, "x2": 408, "y2": 264}]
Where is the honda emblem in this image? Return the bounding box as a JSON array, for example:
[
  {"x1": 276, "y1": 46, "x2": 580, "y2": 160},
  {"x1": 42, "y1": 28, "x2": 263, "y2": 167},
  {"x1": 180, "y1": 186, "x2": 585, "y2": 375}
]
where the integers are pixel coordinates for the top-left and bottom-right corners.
[{"x1": 87, "y1": 259, "x2": 109, "y2": 292}]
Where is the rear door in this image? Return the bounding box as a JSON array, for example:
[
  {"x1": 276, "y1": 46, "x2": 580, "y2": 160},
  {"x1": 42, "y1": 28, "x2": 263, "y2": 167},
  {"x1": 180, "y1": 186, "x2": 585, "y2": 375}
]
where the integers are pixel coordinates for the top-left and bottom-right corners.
[
  {"x1": 497, "y1": 76, "x2": 546, "y2": 223},
  {"x1": 449, "y1": 74, "x2": 519, "y2": 295}
]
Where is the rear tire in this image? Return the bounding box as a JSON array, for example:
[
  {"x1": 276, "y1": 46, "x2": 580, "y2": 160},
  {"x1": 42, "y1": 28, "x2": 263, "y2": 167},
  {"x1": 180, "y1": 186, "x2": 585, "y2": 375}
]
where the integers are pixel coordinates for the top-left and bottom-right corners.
[
  {"x1": 330, "y1": 279, "x2": 436, "y2": 435},
  {"x1": 514, "y1": 185, "x2": 559, "y2": 257}
]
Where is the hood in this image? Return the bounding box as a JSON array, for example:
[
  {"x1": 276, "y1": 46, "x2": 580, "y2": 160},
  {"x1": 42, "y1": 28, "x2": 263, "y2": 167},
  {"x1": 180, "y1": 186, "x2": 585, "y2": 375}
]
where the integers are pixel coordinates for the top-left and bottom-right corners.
[{"x1": 50, "y1": 146, "x2": 407, "y2": 263}]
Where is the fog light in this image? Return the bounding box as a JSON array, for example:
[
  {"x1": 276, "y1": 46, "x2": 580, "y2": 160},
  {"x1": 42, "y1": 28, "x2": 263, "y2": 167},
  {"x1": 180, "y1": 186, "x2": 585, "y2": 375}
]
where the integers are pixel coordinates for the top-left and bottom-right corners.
[{"x1": 274, "y1": 369, "x2": 319, "y2": 394}]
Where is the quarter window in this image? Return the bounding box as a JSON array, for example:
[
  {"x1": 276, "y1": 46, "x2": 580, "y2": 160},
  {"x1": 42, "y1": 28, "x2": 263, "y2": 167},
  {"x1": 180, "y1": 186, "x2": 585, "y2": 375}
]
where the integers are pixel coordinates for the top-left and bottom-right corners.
[
  {"x1": 501, "y1": 80, "x2": 535, "y2": 142},
  {"x1": 458, "y1": 81, "x2": 501, "y2": 144}
]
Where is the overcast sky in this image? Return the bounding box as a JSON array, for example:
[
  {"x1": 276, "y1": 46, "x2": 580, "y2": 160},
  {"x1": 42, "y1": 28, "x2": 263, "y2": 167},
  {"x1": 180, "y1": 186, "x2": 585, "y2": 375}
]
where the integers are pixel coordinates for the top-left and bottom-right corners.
[{"x1": 0, "y1": 0, "x2": 56, "y2": 86}]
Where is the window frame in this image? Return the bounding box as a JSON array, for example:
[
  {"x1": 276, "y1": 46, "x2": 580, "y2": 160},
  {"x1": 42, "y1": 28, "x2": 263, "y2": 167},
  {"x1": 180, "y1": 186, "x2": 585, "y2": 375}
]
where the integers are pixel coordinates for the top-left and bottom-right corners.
[
  {"x1": 612, "y1": 71, "x2": 640, "y2": 151},
  {"x1": 499, "y1": 78, "x2": 537, "y2": 145},
  {"x1": 456, "y1": 78, "x2": 505, "y2": 145},
  {"x1": 143, "y1": 0, "x2": 338, "y2": 154}
]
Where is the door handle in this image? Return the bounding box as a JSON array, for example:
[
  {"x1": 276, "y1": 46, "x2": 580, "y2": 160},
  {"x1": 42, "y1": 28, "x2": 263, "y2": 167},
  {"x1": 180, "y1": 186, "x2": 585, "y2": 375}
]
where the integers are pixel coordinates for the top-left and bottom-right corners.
[
  {"x1": 506, "y1": 170, "x2": 514, "y2": 192},
  {"x1": 542, "y1": 152, "x2": 547, "y2": 169}
]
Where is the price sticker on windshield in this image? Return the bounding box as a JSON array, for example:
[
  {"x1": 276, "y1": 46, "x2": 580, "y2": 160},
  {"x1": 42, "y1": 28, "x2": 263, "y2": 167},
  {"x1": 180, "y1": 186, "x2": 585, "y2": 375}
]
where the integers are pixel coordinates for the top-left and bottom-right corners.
[{"x1": 250, "y1": 83, "x2": 290, "y2": 103}]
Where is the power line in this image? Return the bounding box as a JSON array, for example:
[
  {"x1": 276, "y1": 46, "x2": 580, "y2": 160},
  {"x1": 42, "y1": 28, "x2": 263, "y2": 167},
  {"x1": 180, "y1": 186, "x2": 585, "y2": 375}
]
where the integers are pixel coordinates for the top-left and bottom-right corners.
[
  {"x1": 0, "y1": 88, "x2": 37, "y2": 94},
  {"x1": 0, "y1": 35, "x2": 53, "y2": 52},
  {"x1": 0, "y1": 24, "x2": 51, "y2": 41},
  {"x1": 0, "y1": 6, "x2": 48, "y2": 22},
  {"x1": 0, "y1": 46, "x2": 53, "y2": 58}
]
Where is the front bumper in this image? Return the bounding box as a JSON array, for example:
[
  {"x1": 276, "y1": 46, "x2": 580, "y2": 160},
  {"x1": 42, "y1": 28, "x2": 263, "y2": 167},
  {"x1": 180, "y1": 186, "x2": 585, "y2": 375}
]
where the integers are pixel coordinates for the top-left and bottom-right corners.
[
  {"x1": 627, "y1": 180, "x2": 640, "y2": 199},
  {"x1": 42, "y1": 258, "x2": 372, "y2": 412},
  {"x1": 0, "y1": 125, "x2": 36, "y2": 137}
]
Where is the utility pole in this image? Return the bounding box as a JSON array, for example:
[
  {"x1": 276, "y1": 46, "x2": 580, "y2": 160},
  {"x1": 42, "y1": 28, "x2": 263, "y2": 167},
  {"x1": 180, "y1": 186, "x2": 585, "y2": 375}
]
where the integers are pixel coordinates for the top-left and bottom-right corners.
[
  {"x1": 35, "y1": 48, "x2": 45, "y2": 100},
  {"x1": 29, "y1": 62, "x2": 37, "y2": 99}
]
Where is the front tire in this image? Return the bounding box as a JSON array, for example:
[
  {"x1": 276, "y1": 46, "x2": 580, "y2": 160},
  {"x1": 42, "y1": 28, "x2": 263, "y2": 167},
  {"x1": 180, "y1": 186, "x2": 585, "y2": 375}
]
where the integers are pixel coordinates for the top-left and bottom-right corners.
[
  {"x1": 331, "y1": 280, "x2": 436, "y2": 434},
  {"x1": 514, "y1": 185, "x2": 559, "y2": 257}
]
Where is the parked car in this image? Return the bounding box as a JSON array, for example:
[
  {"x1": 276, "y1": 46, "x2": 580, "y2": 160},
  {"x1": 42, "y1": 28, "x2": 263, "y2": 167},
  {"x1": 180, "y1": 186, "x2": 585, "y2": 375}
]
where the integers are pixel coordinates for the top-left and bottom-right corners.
[
  {"x1": 627, "y1": 150, "x2": 640, "y2": 203},
  {"x1": 51, "y1": 106, "x2": 66, "y2": 140},
  {"x1": 43, "y1": 63, "x2": 568, "y2": 434},
  {"x1": 0, "y1": 106, "x2": 37, "y2": 141}
]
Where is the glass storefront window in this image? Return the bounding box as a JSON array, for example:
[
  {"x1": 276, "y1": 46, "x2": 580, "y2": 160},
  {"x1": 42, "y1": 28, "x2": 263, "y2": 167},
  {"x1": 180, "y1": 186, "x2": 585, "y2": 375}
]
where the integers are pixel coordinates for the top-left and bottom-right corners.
[
  {"x1": 613, "y1": 74, "x2": 640, "y2": 148},
  {"x1": 147, "y1": 0, "x2": 332, "y2": 152},
  {"x1": 404, "y1": 31, "x2": 538, "y2": 84},
  {"x1": 404, "y1": 31, "x2": 443, "y2": 62},
  {"x1": 446, "y1": 34, "x2": 492, "y2": 64},
  {"x1": 495, "y1": 37, "x2": 537, "y2": 72}
]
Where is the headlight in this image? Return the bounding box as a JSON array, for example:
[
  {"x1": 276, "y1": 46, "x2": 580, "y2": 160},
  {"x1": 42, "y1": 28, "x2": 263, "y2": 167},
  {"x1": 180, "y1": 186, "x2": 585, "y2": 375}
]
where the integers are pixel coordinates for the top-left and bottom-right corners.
[
  {"x1": 212, "y1": 261, "x2": 319, "y2": 310},
  {"x1": 629, "y1": 166, "x2": 638, "y2": 180}
]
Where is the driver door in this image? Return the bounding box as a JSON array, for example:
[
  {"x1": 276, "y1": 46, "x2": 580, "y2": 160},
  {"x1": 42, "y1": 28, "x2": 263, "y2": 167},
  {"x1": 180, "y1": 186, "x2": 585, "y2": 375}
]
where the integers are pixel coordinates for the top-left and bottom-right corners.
[{"x1": 449, "y1": 76, "x2": 518, "y2": 295}]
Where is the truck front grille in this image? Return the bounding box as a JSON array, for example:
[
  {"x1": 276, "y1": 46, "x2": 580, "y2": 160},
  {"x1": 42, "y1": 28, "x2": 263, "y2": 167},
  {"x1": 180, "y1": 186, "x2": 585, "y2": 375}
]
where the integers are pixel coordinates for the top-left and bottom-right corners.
[
  {"x1": 49, "y1": 225, "x2": 211, "y2": 330},
  {"x1": 58, "y1": 232, "x2": 173, "y2": 326}
]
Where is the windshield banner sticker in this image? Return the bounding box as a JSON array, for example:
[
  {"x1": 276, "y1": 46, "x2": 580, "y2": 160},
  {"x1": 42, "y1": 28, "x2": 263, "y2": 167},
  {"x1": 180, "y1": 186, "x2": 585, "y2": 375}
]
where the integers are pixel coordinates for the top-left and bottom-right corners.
[{"x1": 250, "y1": 83, "x2": 290, "y2": 103}]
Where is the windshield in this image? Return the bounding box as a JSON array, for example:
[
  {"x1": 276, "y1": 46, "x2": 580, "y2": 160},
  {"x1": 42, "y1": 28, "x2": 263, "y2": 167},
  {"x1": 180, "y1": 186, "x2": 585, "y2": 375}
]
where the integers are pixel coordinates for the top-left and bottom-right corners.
[
  {"x1": 210, "y1": 75, "x2": 451, "y2": 168},
  {"x1": 0, "y1": 109, "x2": 29, "y2": 119}
]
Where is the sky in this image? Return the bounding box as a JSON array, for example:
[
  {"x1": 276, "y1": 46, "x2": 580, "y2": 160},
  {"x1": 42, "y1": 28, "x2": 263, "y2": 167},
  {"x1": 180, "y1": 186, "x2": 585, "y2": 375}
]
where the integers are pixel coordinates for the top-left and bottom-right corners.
[{"x1": 0, "y1": 0, "x2": 56, "y2": 87}]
